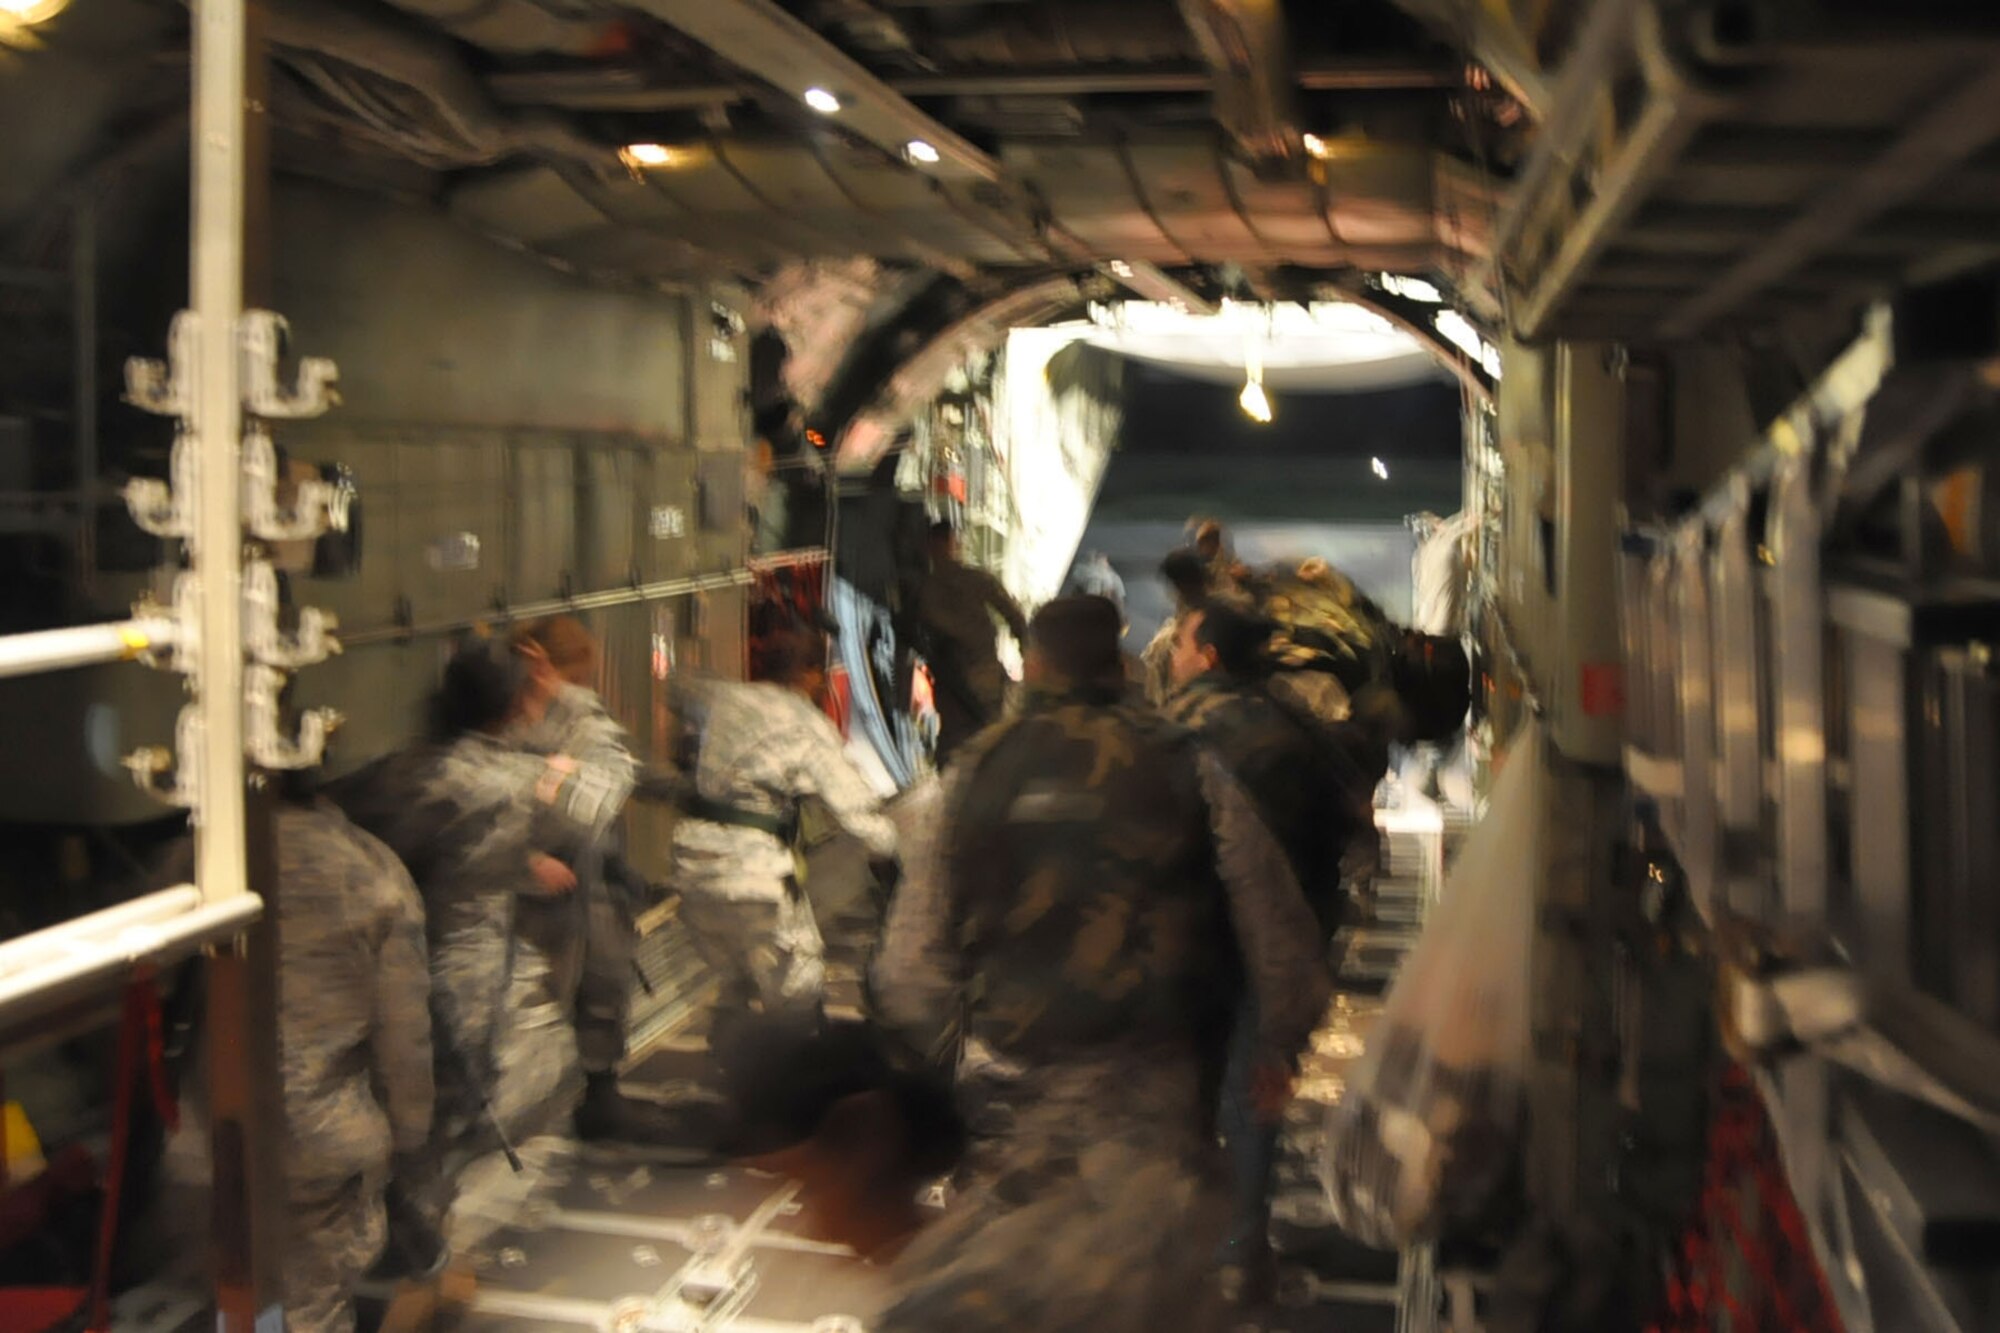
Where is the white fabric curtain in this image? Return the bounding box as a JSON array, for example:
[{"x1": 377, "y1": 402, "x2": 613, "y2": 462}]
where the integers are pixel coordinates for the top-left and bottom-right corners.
[{"x1": 995, "y1": 328, "x2": 1125, "y2": 611}]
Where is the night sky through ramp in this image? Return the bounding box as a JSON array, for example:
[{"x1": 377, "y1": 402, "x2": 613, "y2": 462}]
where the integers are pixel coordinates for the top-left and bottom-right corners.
[{"x1": 1078, "y1": 363, "x2": 1465, "y2": 642}]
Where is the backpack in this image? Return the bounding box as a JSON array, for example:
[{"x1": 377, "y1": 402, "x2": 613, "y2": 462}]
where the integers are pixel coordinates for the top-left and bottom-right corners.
[
  {"x1": 1254, "y1": 566, "x2": 1395, "y2": 696},
  {"x1": 1392, "y1": 631, "x2": 1473, "y2": 744}
]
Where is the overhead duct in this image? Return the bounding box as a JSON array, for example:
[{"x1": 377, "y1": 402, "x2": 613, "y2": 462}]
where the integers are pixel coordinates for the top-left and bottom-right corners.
[
  {"x1": 375, "y1": 0, "x2": 623, "y2": 56},
  {"x1": 1175, "y1": 0, "x2": 1302, "y2": 167},
  {"x1": 631, "y1": 0, "x2": 1004, "y2": 184},
  {"x1": 920, "y1": 0, "x2": 1199, "y2": 67},
  {"x1": 265, "y1": 0, "x2": 613, "y2": 172},
  {"x1": 1388, "y1": 0, "x2": 1549, "y2": 119}
]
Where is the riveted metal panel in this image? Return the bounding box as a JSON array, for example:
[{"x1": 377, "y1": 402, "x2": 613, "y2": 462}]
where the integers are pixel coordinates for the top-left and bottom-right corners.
[
  {"x1": 510, "y1": 439, "x2": 577, "y2": 603},
  {"x1": 696, "y1": 452, "x2": 749, "y2": 574},
  {"x1": 398, "y1": 433, "x2": 508, "y2": 625},
  {"x1": 281, "y1": 429, "x2": 402, "y2": 632},
  {"x1": 578, "y1": 444, "x2": 643, "y2": 592},
  {"x1": 639, "y1": 450, "x2": 701, "y2": 583},
  {"x1": 296, "y1": 641, "x2": 440, "y2": 782},
  {"x1": 274, "y1": 182, "x2": 692, "y2": 438},
  {"x1": 692, "y1": 281, "x2": 751, "y2": 452},
  {"x1": 592, "y1": 602, "x2": 650, "y2": 753}
]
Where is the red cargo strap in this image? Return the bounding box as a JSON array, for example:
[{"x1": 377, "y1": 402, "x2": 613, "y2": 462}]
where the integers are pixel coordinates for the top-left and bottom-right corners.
[
  {"x1": 1647, "y1": 1064, "x2": 1843, "y2": 1333},
  {"x1": 86, "y1": 967, "x2": 175, "y2": 1332}
]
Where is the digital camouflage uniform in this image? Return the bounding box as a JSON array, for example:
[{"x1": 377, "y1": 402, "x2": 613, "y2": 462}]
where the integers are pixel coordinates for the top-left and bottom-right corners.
[
  {"x1": 671, "y1": 682, "x2": 897, "y2": 1041},
  {"x1": 164, "y1": 802, "x2": 434, "y2": 1333},
  {"x1": 508, "y1": 683, "x2": 641, "y2": 1077},
  {"x1": 868, "y1": 686, "x2": 1330, "y2": 1333},
  {"x1": 331, "y1": 729, "x2": 628, "y2": 1234},
  {"x1": 917, "y1": 558, "x2": 1030, "y2": 760}
]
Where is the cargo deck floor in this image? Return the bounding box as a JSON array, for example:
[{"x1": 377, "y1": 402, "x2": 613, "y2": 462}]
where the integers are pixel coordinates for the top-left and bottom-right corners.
[
  {"x1": 424, "y1": 804, "x2": 1461, "y2": 1333},
  {"x1": 93, "y1": 806, "x2": 1462, "y2": 1332}
]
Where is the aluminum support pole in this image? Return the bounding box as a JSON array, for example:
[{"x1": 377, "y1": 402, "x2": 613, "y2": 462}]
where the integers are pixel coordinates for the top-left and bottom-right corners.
[
  {"x1": 0, "y1": 617, "x2": 177, "y2": 680},
  {"x1": 191, "y1": 0, "x2": 248, "y2": 899},
  {"x1": 189, "y1": 0, "x2": 287, "y2": 1325}
]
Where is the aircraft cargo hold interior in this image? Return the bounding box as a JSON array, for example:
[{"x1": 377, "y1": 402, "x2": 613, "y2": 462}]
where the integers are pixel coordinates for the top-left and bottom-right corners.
[{"x1": 2, "y1": 0, "x2": 1999, "y2": 1330}]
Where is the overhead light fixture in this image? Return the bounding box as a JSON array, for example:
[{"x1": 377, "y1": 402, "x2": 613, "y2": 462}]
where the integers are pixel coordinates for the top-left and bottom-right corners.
[
  {"x1": 904, "y1": 139, "x2": 941, "y2": 165},
  {"x1": 1239, "y1": 378, "x2": 1273, "y2": 424},
  {"x1": 803, "y1": 87, "x2": 842, "y2": 115},
  {"x1": 0, "y1": 0, "x2": 68, "y2": 24},
  {"x1": 1239, "y1": 303, "x2": 1274, "y2": 423},
  {"x1": 619, "y1": 143, "x2": 678, "y2": 170},
  {"x1": 1372, "y1": 456, "x2": 1391, "y2": 480},
  {"x1": 1302, "y1": 132, "x2": 1331, "y2": 160},
  {"x1": 1108, "y1": 260, "x2": 1136, "y2": 279}
]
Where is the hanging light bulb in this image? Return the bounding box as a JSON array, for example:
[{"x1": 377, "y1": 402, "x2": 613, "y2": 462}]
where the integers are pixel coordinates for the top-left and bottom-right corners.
[
  {"x1": 619, "y1": 143, "x2": 679, "y2": 170},
  {"x1": 0, "y1": 0, "x2": 69, "y2": 26},
  {"x1": 1239, "y1": 377, "x2": 1273, "y2": 424},
  {"x1": 1239, "y1": 306, "x2": 1273, "y2": 424}
]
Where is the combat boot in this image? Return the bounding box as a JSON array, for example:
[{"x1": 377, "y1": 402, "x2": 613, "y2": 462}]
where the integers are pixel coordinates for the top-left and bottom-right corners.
[{"x1": 575, "y1": 1071, "x2": 726, "y2": 1155}]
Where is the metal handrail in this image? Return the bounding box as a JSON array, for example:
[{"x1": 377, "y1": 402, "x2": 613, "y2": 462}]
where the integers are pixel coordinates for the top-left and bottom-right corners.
[
  {"x1": 338, "y1": 568, "x2": 760, "y2": 648},
  {"x1": 0, "y1": 617, "x2": 178, "y2": 681},
  {"x1": 0, "y1": 887, "x2": 203, "y2": 973},
  {"x1": 0, "y1": 890, "x2": 263, "y2": 1025}
]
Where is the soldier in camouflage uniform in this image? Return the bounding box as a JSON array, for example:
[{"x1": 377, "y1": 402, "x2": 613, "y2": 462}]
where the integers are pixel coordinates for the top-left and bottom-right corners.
[
  {"x1": 1163, "y1": 602, "x2": 1354, "y2": 928},
  {"x1": 509, "y1": 617, "x2": 686, "y2": 1142},
  {"x1": 1143, "y1": 536, "x2": 1264, "y2": 706},
  {"x1": 1162, "y1": 600, "x2": 1379, "y2": 1299},
  {"x1": 869, "y1": 595, "x2": 1330, "y2": 1332},
  {"x1": 671, "y1": 620, "x2": 897, "y2": 1065},
  {"x1": 278, "y1": 801, "x2": 436, "y2": 1332},
  {"x1": 917, "y1": 521, "x2": 1030, "y2": 761},
  {"x1": 1141, "y1": 547, "x2": 1216, "y2": 706},
  {"x1": 332, "y1": 637, "x2": 630, "y2": 1242},
  {"x1": 163, "y1": 798, "x2": 434, "y2": 1333}
]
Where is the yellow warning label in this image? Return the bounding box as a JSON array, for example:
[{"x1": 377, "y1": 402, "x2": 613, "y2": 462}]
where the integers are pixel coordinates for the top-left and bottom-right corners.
[{"x1": 4, "y1": 1101, "x2": 47, "y2": 1180}]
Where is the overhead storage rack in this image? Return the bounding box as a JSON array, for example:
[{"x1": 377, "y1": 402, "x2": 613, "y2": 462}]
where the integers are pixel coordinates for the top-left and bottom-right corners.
[{"x1": 1488, "y1": 0, "x2": 2000, "y2": 344}]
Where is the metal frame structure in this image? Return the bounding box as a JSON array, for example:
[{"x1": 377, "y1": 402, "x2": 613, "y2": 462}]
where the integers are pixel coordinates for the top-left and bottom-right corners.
[
  {"x1": 0, "y1": 0, "x2": 353, "y2": 1321},
  {"x1": 1483, "y1": 0, "x2": 2000, "y2": 344},
  {"x1": 0, "y1": 196, "x2": 100, "y2": 609},
  {"x1": 0, "y1": 48, "x2": 257, "y2": 1011},
  {"x1": 1619, "y1": 298, "x2": 2000, "y2": 1332}
]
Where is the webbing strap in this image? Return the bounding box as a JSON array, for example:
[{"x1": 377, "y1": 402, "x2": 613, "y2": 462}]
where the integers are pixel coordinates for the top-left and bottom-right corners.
[
  {"x1": 683, "y1": 792, "x2": 796, "y2": 843},
  {"x1": 88, "y1": 969, "x2": 172, "y2": 1332}
]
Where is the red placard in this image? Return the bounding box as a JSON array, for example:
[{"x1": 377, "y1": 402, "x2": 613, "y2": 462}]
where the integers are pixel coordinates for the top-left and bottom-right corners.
[
  {"x1": 1579, "y1": 662, "x2": 1625, "y2": 717},
  {"x1": 825, "y1": 664, "x2": 853, "y2": 735}
]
